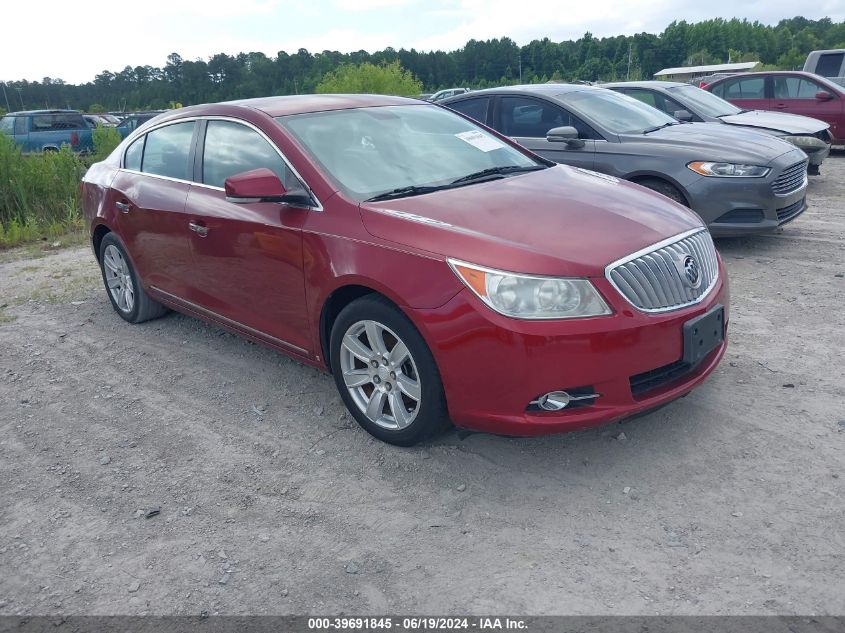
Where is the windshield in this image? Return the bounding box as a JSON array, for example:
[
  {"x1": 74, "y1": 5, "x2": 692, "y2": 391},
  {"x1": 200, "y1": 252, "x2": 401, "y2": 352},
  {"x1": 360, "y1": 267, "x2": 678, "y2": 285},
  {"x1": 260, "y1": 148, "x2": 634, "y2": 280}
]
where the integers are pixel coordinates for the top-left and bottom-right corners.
[
  {"x1": 668, "y1": 85, "x2": 741, "y2": 118},
  {"x1": 277, "y1": 104, "x2": 540, "y2": 201},
  {"x1": 565, "y1": 89, "x2": 678, "y2": 135}
]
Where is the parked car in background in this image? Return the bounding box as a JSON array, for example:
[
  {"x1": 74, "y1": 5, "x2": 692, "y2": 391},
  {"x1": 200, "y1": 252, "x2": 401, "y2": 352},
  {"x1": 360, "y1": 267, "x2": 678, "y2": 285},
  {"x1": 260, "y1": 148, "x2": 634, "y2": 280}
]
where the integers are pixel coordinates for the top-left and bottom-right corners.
[
  {"x1": 705, "y1": 71, "x2": 845, "y2": 144},
  {"x1": 0, "y1": 109, "x2": 94, "y2": 153},
  {"x1": 803, "y1": 49, "x2": 845, "y2": 87},
  {"x1": 428, "y1": 88, "x2": 470, "y2": 102},
  {"x1": 417, "y1": 93, "x2": 433, "y2": 100},
  {"x1": 81, "y1": 95, "x2": 728, "y2": 445},
  {"x1": 606, "y1": 81, "x2": 831, "y2": 174},
  {"x1": 694, "y1": 73, "x2": 736, "y2": 88},
  {"x1": 115, "y1": 111, "x2": 166, "y2": 138},
  {"x1": 443, "y1": 84, "x2": 809, "y2": 235},
  {"x1": 84, "y1": 114, "x2": 117, "y2": 128}
]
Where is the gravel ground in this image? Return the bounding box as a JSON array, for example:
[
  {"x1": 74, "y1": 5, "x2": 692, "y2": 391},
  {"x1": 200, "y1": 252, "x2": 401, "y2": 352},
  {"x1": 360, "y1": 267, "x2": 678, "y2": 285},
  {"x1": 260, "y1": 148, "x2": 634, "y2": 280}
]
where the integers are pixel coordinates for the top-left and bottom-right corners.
[{"x1": 0, "y1": 155, "x2": 843, "y2": 616}]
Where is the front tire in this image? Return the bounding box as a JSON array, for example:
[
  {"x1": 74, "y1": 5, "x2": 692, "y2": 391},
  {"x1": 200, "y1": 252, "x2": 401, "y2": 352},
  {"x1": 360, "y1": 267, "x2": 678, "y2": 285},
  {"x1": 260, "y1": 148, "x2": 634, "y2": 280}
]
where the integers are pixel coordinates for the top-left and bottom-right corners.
[
  {"x1": 636, "y1": 178, "x2": 687, "y2": 206},
  {"x1": 98, "y1": 233, "x2": 168, "y2": 324},
  {"x1": 330, "y1": 295, "x2": 449, "y2": 446}
]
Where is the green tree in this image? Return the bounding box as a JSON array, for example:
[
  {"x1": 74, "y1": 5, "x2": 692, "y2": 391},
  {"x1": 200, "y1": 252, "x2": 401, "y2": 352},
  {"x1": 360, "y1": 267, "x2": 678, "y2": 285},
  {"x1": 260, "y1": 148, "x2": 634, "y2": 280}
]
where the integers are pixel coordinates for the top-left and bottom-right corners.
[
  {"x1": 87, "y1": 103, "x2": 107, "y2": 113},
  {"x1": 316, "y1": 61, "x2": 422, "y2": 96}
]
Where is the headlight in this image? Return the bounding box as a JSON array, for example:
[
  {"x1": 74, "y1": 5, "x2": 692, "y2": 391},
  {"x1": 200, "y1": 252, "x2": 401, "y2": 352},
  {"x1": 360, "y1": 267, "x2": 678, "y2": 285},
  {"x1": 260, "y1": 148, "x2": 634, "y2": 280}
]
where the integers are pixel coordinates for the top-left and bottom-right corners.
[
  {"x1": 448, "y1": 259, "x2": 611, "y2": 319},
  {"x1": 781, "y1": 135, "x2": 828, "y2": 149},
  {"x1": 687, "y1": 162, "x2": 770, "y2": 177}
]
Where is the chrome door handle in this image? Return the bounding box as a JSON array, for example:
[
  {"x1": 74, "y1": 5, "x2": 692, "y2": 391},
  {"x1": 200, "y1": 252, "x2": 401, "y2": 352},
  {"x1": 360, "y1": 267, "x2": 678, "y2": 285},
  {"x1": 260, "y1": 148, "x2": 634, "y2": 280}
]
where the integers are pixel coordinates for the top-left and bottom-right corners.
[
  {"x1": 115, "y1": 201, "x2": 131, "y2": 213},
  {"x1": 188, "y1": 222, "x2": 209, "y2": 237}
]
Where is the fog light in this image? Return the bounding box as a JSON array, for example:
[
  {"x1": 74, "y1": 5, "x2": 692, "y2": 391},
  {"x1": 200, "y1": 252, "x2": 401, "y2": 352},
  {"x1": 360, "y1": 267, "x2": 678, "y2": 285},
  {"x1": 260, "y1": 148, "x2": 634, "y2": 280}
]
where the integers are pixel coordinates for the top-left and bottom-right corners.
[
  {"x1": 537, "y1": 391, "x2": 573, "y2": 411},
  {"x1": 530, "y1": 390, "x2": 600, "y2": 411}
]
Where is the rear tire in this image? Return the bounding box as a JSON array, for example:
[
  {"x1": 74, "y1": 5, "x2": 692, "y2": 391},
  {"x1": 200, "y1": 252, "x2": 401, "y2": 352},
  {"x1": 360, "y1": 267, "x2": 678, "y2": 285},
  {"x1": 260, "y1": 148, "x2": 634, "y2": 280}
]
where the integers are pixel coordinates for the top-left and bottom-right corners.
[
  {"x1": 330, "y1": 295, "x2": 450, "y2": 446},
  {"x1": 98, "y1": 233, "x2": 168, "y2": 324},
  {"x1": 636, "y1": 178, "x2": 687, "y2": 206}
]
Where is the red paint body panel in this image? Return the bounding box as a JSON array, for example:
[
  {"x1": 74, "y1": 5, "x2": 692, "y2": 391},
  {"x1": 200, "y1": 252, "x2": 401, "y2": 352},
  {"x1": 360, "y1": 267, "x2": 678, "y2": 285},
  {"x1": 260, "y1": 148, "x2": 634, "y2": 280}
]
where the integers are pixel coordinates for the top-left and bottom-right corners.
[
  {"x1": 183, "y1": 186, "x2": 312, "y2": 353},
  {"x1": 81, "y1": 95, "x2": 729, "y2": 437},
  {"x1": 706, "y1": 71, "x2": 845, "y2": 144},
  {"x1": 405, "y1": 271, "x2": 728, "y2": 434},
  {"x1": 361, "y1": 165, "x2": 701, "y2": 277}
]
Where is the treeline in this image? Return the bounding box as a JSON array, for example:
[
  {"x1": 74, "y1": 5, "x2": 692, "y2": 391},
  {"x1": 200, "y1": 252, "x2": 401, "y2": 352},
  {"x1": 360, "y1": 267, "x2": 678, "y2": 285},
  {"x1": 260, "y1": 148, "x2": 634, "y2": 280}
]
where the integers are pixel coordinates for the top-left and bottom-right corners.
[{"x1": 3, "y1": 16, "x2": 844, "y2": 112}]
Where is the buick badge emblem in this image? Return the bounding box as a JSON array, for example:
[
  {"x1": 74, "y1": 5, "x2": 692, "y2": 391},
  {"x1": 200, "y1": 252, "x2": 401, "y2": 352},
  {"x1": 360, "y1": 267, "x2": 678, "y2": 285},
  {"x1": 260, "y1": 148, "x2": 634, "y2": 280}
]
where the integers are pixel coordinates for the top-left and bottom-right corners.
[{"x1": 679, "y1": 254, "x2": 701, "y2": 289}]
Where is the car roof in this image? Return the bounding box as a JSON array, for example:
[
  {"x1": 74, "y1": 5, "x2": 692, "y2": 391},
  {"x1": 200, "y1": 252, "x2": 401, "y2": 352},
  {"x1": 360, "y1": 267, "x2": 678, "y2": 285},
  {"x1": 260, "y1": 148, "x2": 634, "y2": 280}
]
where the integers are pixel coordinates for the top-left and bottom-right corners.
[
  {"x1": 5, "y1": 109, "x2": 82, "y2": 116},
  {"x1": 210, "y1": 94, "x2": 421, "y2": 117},
  {"x1": 443, "y1": 83, "x2": 600, "y2": 101},
  {"x1": 603, "y1": 81, "x2": 687, "y2": 89},
  {"x1": 706, "y1": 70, "x2": 844, "y2": 92}
]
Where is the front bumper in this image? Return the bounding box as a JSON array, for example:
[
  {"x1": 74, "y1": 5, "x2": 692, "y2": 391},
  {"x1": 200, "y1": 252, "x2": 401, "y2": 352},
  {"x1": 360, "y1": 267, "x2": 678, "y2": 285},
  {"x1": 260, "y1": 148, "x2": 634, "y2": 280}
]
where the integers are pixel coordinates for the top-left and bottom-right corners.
[
  {"x1": 684, "y1": 148, "x2": 809, "y2": 236},
  {"x1": 408, "y1": 266, "x2": 729, "y2": 437}
]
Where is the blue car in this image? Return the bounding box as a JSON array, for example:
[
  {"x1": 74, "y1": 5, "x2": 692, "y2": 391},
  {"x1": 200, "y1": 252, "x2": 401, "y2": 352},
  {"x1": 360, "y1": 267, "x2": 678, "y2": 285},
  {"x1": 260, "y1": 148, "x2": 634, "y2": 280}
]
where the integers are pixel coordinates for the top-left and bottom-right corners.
[{"x1": 0, "y1": 109, "x2": 94, "y2": 153}]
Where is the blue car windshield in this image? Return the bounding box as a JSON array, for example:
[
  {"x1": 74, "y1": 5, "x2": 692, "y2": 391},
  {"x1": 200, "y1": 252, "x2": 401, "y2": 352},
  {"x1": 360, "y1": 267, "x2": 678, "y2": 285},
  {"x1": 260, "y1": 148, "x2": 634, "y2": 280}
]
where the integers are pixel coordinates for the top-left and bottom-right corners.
[{"x1": 277, "y1": 104, "x2": 540, "y2": 201}]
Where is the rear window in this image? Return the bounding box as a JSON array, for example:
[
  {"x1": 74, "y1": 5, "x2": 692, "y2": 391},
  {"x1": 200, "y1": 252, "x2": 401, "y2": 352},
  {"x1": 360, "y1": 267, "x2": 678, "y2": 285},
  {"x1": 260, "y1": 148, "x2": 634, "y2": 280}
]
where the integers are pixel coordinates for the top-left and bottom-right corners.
[
  {"x1": 815, "y1": 52, "x2": 845, "y2": 78},
  {"x1": 0, "y1": 116, "x2": 14, "y2": 135},
  {"x1": 30, "y1": 113, "x2": 87, "y2": 131}
]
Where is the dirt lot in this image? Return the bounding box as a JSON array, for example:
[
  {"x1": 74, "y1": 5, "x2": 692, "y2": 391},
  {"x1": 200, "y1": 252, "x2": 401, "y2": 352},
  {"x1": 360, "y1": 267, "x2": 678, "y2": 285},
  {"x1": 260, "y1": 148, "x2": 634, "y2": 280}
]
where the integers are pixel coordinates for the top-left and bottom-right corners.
[{"x1": 1, "y1": 156, "x2": 844, "y2": 617}]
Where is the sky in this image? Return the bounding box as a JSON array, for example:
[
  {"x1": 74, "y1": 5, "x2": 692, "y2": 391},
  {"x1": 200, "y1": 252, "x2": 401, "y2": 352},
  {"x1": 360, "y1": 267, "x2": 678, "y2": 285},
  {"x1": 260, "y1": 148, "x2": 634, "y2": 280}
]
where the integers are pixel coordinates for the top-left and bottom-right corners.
[{"x1": 1, "y1": 0, "x2": 843, "y2": 84}]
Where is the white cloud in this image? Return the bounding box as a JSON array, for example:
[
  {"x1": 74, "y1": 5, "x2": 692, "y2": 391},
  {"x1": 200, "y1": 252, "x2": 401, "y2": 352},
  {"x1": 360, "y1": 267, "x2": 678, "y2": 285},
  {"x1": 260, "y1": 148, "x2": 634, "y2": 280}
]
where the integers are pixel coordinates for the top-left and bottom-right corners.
[{"x1": 334, "y1": 0, "x2": 414, "y2": 9}]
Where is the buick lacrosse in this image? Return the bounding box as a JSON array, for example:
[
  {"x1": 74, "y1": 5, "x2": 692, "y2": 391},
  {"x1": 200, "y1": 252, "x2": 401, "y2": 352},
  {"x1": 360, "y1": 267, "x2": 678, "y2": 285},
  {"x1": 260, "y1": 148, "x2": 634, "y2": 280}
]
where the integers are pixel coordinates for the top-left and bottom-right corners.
[{"x1": 81, "y1": 95, "x2": 728, "y2": 445}]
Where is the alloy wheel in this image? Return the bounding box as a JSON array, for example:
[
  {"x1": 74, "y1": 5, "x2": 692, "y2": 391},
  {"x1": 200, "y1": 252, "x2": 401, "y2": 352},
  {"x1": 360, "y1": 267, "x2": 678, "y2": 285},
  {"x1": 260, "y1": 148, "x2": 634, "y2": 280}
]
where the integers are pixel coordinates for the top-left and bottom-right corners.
[
  {"x1": 102, "y1": 244, "x2": 135, "y2": 314},
  {"x1": 339, "y1": 320, "x2": 422, "y2": 430}
]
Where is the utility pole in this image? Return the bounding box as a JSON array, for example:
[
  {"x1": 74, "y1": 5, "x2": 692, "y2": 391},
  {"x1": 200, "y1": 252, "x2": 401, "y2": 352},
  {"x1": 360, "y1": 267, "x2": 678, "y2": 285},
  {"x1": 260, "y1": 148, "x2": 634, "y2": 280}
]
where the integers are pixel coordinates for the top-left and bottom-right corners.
[
  {"x1": 1, "y1": 82, "x2": 11, "y2": 112},
  {"x1": 15, "y1": 87, "x2": 24, "y2": 109},
  {"x1": 518, "y1": 54, "x2": 522, "y2": 83},
  {"x1": 626, "y1": 42, "x2": 632, "y2": 80}
]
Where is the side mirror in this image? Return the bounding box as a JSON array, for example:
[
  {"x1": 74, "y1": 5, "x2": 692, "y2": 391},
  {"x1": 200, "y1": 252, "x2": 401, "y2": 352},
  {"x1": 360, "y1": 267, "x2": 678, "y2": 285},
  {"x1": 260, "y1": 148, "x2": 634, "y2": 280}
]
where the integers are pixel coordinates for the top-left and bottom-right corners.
[
  {"x1": 674, "y1": 109, "x2": 694, "y2": 122},
  {"x1": 546, "y1": 126, "x2": 585, "y2": 148},
  {"x1": 815, "y1": 91, "x2": 833, "y2": 101},
  {"x1": 224, "y1": 168, "x2": 312, "y2": 206}
]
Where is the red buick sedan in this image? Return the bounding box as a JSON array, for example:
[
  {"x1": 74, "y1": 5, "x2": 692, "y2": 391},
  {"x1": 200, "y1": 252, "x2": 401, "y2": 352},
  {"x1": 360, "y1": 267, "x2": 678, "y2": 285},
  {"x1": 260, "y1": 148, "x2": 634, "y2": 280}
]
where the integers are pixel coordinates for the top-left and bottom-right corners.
[{"x1": 81, "y1": 95, "x2": 728, "y2": 446}]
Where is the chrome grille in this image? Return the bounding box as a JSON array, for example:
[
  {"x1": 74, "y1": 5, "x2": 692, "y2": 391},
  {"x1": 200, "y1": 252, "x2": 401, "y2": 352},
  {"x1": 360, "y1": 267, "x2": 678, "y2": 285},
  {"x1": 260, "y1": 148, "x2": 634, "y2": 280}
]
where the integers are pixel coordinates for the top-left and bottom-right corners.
[
  {"x1": 772, "y1": 160, "x2": 808, "y2": 196},
  {"x1": 606, "y1": 229, "x2": 719, "y2": 313}
]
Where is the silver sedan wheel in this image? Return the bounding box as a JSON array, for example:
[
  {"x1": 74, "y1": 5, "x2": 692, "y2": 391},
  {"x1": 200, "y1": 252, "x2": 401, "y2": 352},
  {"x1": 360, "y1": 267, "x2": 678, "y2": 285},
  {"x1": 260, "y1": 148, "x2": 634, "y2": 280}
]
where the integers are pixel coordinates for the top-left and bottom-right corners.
[
  {"x1": 102, "y1": 244, "x2": 135, "y2": 314},
  {"x1": 339, "y1": 320, "x2": 422, "y2": 430}
]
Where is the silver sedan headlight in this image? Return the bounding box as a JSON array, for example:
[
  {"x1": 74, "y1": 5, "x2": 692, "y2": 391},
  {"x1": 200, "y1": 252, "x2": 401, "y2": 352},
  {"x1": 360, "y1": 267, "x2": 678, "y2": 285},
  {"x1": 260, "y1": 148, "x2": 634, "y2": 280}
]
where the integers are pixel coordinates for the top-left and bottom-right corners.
[
  {"x1": 687, "y1": 162, "x2": 770, "y2": 177},
  {"x1": 781, "y1": 135, "x2": 829, "y2": 149},
  {"x1": 448, "y1": 259, "x2": 611, "y2": 319}
]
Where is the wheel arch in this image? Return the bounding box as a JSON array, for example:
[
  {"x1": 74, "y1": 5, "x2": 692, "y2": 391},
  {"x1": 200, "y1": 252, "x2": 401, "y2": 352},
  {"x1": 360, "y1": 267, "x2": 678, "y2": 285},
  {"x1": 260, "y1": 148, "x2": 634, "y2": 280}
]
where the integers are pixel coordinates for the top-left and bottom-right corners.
[
  {"x1": 91, "y1": 223, "x2": 112, "y2": 261},
  {"x1": 319, "y1": 284, "x2": 392, "y2": 373},
  {"x1": 628, "y1": 173, "x2": 691, "y2": 207}
]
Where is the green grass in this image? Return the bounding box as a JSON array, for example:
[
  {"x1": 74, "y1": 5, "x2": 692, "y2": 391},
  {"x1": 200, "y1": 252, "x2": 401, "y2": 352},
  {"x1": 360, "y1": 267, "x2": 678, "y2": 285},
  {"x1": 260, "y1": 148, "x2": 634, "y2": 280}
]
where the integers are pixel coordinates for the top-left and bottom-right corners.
[{"x1": 0, "y1": 125, "x2": 120, "y2": 249}]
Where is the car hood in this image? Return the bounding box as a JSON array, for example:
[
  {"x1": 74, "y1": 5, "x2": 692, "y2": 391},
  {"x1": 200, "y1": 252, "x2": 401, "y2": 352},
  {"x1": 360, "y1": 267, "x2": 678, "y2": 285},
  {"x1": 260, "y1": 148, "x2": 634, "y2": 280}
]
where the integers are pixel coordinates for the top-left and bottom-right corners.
[
  {"x1": 359, "y1": 165, "x2": 704, "y2": 278},
  {"x1": 619, "y1": 122, "x2": 798, "y2": 164},
  {"x1": 719, "y1": 110, "x2": 829, "y2": 135}
]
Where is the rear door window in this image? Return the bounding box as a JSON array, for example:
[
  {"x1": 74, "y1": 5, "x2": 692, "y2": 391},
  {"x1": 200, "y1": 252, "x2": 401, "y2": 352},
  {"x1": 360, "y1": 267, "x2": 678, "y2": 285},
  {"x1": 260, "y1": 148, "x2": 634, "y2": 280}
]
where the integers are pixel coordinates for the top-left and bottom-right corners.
[
  {"x1": 446, "y1": 97, "x2": 490, "y2": 124},
  {"x1": 141, "y1": 121, "x2": 195, "y2": 181},
  {"x1": 14, "y1": 117, "x2": 27, "y2": 135},
  {"x1": 30, "y1": 113, "x2": 86, "y2": 131},
  {"x1": 724, "y1": 77, "x2": 765, "y2": 99}
]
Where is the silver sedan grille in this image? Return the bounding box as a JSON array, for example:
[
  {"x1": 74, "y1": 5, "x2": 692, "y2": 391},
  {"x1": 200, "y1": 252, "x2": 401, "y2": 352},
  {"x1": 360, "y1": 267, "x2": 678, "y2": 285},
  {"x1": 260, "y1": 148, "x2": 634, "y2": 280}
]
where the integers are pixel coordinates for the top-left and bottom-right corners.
[{"x1": 605, "y1": 229, "x2": 719, "y2": 313}]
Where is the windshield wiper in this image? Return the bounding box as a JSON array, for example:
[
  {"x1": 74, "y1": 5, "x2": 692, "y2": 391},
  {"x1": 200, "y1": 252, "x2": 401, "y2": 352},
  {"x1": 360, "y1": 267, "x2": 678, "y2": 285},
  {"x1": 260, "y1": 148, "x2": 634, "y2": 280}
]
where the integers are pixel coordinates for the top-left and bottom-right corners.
[
  {"x1": 365, "y1": 185, "x2": 447, "y2": 202},
  {"x1": 450, "y1": 164, "x2": 546, "y2": 185},
  {"x1": 365, "y1": 165, "x2": 547, "y2": 201},
  {"x1": 642, "y1": 122, "x2": 678, "y2": 134}
]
